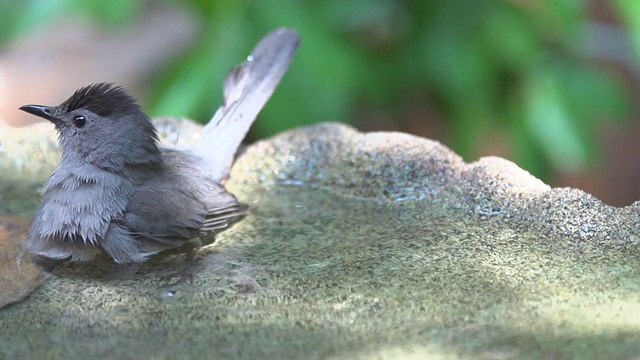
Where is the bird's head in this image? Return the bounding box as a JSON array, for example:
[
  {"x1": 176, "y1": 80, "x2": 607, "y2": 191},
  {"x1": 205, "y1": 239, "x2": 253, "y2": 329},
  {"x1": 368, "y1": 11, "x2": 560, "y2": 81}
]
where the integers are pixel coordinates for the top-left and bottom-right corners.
[{"x1": 20, "y1": 83, "x2": 161, "y2": 170}]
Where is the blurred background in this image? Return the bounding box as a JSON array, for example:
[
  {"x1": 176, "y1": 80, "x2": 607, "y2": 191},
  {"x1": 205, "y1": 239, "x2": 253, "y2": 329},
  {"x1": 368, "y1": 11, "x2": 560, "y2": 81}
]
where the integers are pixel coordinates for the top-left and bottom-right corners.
[{"x1": 1, "y1": 0, "x2": 640, "y2": 206}]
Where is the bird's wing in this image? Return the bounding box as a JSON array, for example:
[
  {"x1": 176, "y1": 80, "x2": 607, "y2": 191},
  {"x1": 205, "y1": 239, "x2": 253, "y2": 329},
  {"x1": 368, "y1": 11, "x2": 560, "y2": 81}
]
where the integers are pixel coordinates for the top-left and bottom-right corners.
[{"x1": 123, "y1": 149, "x2": 248, "y2": 252}]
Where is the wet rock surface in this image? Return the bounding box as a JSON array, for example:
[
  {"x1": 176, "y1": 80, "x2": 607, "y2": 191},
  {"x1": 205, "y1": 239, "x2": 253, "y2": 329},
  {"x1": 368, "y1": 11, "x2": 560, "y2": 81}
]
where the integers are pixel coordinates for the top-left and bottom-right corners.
[
  {"x1": 0, "y1": 215, "x2": 45, "y2": 309},
  {"x1": 1, "y1": 120, "x2": 639, "y2": 359}
]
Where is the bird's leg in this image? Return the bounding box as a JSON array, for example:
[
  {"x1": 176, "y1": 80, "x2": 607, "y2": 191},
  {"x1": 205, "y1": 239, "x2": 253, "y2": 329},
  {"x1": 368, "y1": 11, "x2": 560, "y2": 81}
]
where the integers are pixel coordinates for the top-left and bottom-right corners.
[
  {"x1": 161, "y1": 237, "x2": 203, "y2": 286},
  {"x1": 108, "y1": 261, "x2": 144, "y2": 279}
]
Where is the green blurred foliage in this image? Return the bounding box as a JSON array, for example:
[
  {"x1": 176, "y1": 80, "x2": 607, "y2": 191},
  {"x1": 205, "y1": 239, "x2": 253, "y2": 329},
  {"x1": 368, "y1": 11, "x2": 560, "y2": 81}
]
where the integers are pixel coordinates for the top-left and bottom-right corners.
[
  {"x1": 0, "y1": 0, "x2": 139, "y2": 41},
  {"x1": 0, "y1": 0, "x2": 636, "y2": 180}
]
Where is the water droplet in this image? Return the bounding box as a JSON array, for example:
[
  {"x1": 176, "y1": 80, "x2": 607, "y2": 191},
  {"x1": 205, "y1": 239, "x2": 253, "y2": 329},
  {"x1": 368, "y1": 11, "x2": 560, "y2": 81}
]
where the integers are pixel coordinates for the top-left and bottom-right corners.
[
  {"x1": 115, "y1": 307, "x2": 129, "y2": 314},
  {"x1": 154, "y1": 287, "x2": 183, "y2": 302}
]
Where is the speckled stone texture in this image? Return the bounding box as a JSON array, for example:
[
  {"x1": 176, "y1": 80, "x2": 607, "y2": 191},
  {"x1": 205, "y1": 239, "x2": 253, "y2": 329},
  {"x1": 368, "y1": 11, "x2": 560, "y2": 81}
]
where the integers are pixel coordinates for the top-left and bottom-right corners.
[{"x1": 1, "y1": 119, "x2": 639, "y2": 359}]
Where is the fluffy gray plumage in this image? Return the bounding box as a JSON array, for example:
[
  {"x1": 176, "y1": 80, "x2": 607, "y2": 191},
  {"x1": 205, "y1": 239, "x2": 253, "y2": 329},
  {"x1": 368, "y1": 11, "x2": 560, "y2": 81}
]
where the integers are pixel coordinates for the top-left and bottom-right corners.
[{"x1": 19, "y1": 28, "x2": 300, "y2": 263}]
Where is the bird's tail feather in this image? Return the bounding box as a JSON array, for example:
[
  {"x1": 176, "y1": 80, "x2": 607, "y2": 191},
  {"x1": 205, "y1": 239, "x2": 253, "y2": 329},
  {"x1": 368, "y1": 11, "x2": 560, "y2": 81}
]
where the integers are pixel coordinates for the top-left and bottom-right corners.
[{"x1": 191, "y1": 28, "x2": 300, "y2": 181}]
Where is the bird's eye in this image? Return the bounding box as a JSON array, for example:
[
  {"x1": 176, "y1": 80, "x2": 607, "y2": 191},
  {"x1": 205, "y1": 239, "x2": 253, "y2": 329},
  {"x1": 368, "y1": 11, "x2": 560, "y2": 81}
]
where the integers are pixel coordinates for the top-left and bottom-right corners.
[{"x1": 73, "y1": 115, "x2": 86, "y2": 128}]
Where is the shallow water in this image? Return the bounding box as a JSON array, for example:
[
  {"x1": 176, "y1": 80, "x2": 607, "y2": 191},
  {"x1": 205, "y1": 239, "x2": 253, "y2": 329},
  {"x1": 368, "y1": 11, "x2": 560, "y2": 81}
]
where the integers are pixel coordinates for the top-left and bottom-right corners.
[{"x1": 1, "y1": 184, "x2": 640, "y2": 359}]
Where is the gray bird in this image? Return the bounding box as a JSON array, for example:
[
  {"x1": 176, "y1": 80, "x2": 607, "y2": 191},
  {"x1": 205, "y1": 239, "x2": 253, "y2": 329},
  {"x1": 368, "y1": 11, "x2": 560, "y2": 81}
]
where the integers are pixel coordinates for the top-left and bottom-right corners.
[{"x1": 18, "y1": 28, "x2": 300, "y2": 264}]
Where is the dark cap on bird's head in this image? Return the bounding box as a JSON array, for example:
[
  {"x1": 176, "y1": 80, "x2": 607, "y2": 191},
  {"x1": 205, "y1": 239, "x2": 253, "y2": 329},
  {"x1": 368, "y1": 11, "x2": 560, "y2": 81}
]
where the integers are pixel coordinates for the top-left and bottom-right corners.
[{"x1": 61, "y1": 82, "x2": 141, "y2": 117}]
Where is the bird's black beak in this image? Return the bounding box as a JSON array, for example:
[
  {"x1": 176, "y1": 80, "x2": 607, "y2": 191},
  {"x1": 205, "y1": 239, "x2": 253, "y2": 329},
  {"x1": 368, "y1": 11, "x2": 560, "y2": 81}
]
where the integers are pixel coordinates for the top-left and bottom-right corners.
[{"x1": 19, "y1": 104, "x2": 58, "y2": 122}]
